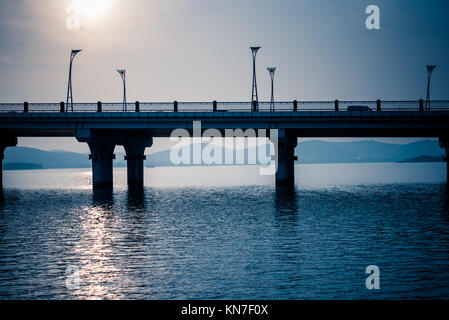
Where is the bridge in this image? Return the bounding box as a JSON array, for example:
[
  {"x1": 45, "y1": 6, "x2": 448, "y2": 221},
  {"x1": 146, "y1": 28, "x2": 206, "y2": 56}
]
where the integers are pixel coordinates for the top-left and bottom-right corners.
[{"x1": 1, "y1": 99, "x2": 449, "y2": 190}]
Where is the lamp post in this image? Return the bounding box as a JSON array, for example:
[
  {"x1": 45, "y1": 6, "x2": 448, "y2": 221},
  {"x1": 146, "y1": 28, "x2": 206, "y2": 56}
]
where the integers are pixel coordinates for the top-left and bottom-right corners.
[
  {"x1": 267, "y1": 67, "x2": 276, "y2": 111},
  {"x1": 66, "y1": 49, "x2": 82, "y2": 112},
  {"x1": 250, "y1": 46, "x2": 261, "y2": 111},
  {"x1": 426, "y1": 65, "x2": 436, "y2": 111},
  {"x1": 117, "y1": 69, "x2": 127, "y2": 112}
]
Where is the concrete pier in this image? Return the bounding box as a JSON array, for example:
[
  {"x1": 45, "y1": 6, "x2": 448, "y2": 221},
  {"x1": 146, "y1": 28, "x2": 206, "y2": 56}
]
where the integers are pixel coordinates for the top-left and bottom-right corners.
[
  {"x1": 272, "y1": 130, "x2": 298, "y2": 186},
  {"x1": 439, "y1": 137, "x2": 449, "y2": 182},
  {"x1": 88, "y1": 139, "x2": 116, "y2": 189},
  {"x1": 124, "y1": 137, "x2": 153, "y2": 187},
  {"x1": 77, "y1": 131, "x2": 116, "y2": 189},
  {"x1": 77, "y1": 129, "x2": 153, "y2": 189},
  {"x1": 0, "y1": 136, "x2": 18, "y2": 190}
]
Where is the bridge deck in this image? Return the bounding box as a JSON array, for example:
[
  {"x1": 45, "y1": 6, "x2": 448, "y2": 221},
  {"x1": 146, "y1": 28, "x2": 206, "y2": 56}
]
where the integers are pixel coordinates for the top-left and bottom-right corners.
[{"x1": 1, "y1": 110, "x2": 448, "y2": 138}]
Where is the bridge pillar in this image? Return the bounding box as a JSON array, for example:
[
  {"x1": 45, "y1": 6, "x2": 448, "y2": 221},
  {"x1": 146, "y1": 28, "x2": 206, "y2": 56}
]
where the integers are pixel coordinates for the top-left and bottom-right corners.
[
  {"x1": 123, "y1": 137, "x2": 153, "y2": 187},
  {"x1": 88, "y1": 140, "x2": 116, "y2": 189},
  {"x1": 77, "y1": 131, "x2": 116, "y2": 189},
  {"x1": 271, "y1": 130, "x2": 298, "y2": 186},
  {"x1": 439, "y1": 137, "x2": 449, "y2": 183},
  {"x1": 0, "y1": 136, "x2": 18, "y2": 190}
]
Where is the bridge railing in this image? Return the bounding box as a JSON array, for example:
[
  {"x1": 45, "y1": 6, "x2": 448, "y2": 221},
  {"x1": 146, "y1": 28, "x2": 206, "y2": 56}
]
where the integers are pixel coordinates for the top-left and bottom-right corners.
[{"x1": 0, "y1": 100, "x2": 449, "y2": 113}]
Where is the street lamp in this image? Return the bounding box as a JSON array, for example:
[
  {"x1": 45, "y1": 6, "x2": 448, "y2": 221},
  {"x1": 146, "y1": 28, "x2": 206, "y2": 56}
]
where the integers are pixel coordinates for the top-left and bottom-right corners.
[
  {"x1": 117, "y1": 69, "x2": 127, "y2": 112},
  {"x1": 66, "y1": 49, "x2": 82, "y2": 112},
  {"x1": 250, "y1": 46, "x2": 261, "y2": 111},
  {"x1": 267, "y1": 67, "x2": 276, "y2": 111},
  {"x1": 426, "y1": 65, "x2": 436, "y2": 111}
]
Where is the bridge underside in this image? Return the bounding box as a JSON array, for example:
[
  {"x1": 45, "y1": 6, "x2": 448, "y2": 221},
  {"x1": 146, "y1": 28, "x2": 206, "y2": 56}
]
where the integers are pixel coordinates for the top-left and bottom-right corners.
[
  {"x1": 1, "y1": 111, "x2": 449, "y2": 189},
  {"x1": 2, "y1": 128, "x2": 448, "y2": 138}
]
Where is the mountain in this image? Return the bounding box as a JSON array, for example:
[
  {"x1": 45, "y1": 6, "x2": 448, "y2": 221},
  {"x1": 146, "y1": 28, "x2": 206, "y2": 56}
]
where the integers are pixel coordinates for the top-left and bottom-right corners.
[
  {"x1": 147, "y1": 140, "x2": 444, "y2": 166},
  {"x1": 400, "y1": 155, "x2": 444, "y2": 163},
  {"x1": 2, "y1": 140, "x2": 445, "y2": 170},
  {"x1": 297, "y1": 140, "x2": 358, "y2": 163},
  {"x1": 4, "y1": 147, "x2": 91, "y2": 169},
  {"x1": 297, "y1": 140, "x2": 444, "y2": 163}
]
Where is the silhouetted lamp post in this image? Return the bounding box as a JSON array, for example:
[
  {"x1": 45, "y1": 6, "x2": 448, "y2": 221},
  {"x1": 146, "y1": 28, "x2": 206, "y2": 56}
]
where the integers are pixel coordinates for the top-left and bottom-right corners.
[
  {"x1": 267, "y1": 67, "x2": 276, "y2": 111},
  {"x1": 66, "y1": 49, "x2": 82, "y2": 112},
  {"x1": 117, "y1": 69, "x2": 127, "y2": 112},
  {"x1": 250, "y1": 46, "x2": 261, "y2": 111},
  {"x1": 426, "y1": 65, "x2": 436, "y2": 111}
]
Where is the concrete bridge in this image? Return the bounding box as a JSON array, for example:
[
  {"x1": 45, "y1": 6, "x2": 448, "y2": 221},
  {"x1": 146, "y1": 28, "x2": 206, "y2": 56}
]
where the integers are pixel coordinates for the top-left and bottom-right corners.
[{"x1": 1, "y1": 100, "x2": 449, "y2": 189}]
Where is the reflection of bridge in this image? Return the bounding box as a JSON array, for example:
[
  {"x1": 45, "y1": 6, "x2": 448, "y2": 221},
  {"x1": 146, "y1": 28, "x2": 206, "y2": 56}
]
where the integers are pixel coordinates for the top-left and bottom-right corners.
[{"x1": 1, "y1": 100, "x2": 449, "y2": 189}]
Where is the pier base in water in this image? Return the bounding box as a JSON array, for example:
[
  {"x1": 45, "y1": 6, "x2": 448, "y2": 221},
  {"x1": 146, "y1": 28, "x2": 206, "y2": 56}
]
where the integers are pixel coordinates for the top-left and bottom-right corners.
[
  {"x1": 271, "y1": 130, "x2": 298, "y2": 186},
  {"x1": 77, "y1": 130, "x2": 116, "y2": 189},
  {"x1": 439, "y1": 137, "x2": 449, "y2": 183},
  {"x1": 88, "y1": 138, "x2": 116, "y2": 189},
  {"x1": 124, "y1": 136, "x2": 153, "y2": 187},
  {"x1": 0, "y1": 136, "x2": 17, "y2": 190},
  {"x1": 77, "y1": 130, "x2": 153, "y2": 189}
]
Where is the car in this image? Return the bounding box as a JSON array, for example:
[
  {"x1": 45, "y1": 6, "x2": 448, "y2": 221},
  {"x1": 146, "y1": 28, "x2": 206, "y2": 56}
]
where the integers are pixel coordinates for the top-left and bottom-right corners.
[{"x1": 347, "y1": 105, "x2": 372, "y2": 112}]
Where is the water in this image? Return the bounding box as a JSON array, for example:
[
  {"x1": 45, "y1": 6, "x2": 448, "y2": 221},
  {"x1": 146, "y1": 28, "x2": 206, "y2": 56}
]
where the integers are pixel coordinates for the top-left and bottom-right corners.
[{"x1": 1, "y1": 163, "x2": 449, "y2": 299}]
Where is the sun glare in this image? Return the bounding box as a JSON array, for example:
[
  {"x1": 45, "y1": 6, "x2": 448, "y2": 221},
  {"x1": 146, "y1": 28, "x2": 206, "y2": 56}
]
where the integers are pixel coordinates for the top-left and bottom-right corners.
[{"x1": 74, "y1": 0, "x2": 110, "y2": 20}]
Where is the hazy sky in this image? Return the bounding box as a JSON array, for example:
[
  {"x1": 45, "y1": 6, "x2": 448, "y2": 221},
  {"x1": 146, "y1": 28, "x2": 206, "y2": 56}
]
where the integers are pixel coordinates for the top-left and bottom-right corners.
[{"x1": 1, "y1": 0, "x2": 448, "y2": 153}]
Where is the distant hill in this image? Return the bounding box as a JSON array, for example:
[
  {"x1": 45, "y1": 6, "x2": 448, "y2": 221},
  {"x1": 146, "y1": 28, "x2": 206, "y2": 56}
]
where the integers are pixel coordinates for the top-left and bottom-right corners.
[
  {"x1": 2, "y1": 140, "x2": 444, "y2": 170},
  {"x1": 148, "y1": 140, "x2": 444, "y2": 166},
  {"x1": 4, "y1": 147, "x2": 91, "y2": 169},
  {"x1": 297, "y1": 140, "x2": 444, "y2": 164},
  {"x1": 399, "y1": 155, "x2": 444, "y2": 163},
  {"x1": 3, "y1": 147, "x2": 127, "y2": 169}
]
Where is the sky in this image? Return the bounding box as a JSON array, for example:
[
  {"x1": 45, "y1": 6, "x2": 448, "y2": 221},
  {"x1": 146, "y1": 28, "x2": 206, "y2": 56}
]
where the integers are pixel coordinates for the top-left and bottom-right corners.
[{"x1": 0, "y1": 0, "x2": 448, "y2": 153}]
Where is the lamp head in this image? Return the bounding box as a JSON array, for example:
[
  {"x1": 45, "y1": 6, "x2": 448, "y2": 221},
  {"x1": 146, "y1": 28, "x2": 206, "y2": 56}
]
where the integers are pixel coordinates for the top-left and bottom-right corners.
[
  {"x1": 250, "y1": 46, "x2": 261, "y2": 54},
  {"x1": 71, "y1": 49, "x2": 82, "y2": 58},
  {"x1": 117, "y1": 69, "x2": 126, "y2": 80},
  {"x1": 427, "y1": 65, "x2": 436, "y2": 73},
  {"x1": 267, "y1": 67, "x2": 276, "y2": 75}
]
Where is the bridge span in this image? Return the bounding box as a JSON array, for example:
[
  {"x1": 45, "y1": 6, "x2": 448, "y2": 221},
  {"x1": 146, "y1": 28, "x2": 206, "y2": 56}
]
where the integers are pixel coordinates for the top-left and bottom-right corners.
[{"x1": 1, "y1": 100, "x2": 449, "y2": 189}]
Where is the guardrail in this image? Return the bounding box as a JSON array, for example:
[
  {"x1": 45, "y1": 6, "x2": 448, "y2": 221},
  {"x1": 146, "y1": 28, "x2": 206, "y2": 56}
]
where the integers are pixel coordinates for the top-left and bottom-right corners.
[{"x1": 1, "y1": 100, "x2": 449, "y2": 113}]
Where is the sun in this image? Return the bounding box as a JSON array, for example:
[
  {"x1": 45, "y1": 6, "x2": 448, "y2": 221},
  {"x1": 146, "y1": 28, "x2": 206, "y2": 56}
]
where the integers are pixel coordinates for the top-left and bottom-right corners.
[{"x1": 73, "y1": 0, "x2": 111, "y2": 20}]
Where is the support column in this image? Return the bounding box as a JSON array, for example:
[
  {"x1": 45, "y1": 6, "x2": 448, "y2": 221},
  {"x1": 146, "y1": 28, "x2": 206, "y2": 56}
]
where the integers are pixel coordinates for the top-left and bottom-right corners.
[
  {"x1": 439, "y1": 137, "x2": 449, "y2": 183},
  {"x1": 89, "y1": 141, "x2": 115, "y2": 189},
  {"x1": 271, "y1": 130, "x2": 298, "y2": 186},
  {"x1": 0, "y1": 136, "x2": 18, "y2": 190},
  {"x1": 123, "y1": 137, "x2": 153, "y2": 187},
  {"x1": 77, "y1": 130, "x2": 116, "y2": 189}
]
